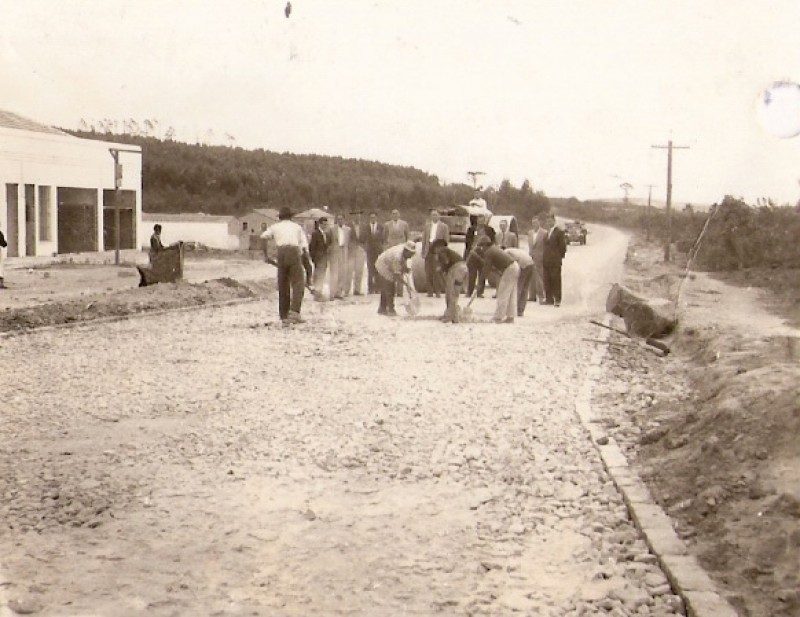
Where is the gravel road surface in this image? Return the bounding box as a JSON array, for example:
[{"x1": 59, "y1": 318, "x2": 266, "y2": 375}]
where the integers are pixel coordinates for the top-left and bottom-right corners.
[{"x1": 1, "y1": 226, "x2": 685, "y2": 616}]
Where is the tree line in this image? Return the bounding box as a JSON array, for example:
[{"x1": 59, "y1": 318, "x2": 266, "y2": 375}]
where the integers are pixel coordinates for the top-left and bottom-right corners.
[
  {"x1": 552, "y1": 195, "x2": 800, "y2": 271},
  {"x1": 66, "y1": 130, "x2": 550, "y2": 228}
]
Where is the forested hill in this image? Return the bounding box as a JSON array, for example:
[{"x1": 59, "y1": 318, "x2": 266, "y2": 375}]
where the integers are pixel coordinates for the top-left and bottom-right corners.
[{"x1": 65, "y1": 130, "x2": 549, "y2": 226}]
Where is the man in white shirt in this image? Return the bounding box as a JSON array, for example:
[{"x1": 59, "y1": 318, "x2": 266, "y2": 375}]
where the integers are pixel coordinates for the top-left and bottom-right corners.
[
  {"x1": 260, "y1": 207, "x2": 309, "y2": 324},
  {"x1": 375, "y1": 240, "x2": 416, "y2": 316}
]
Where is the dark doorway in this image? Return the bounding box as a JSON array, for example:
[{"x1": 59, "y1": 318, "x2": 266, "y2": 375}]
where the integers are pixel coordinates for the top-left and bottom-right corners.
[
  {"x1": 102, "y1": 190, "x2": 136, "y2": 250},
  {"x1": 25, "y1": 184, "x2": 35, "y2": 256},
  {"x1": 5, "y1": 184, "x2": 19, "y2": 257},
  {"x1": 57, "y1": 188, "x2": 98, "y2": 254}
]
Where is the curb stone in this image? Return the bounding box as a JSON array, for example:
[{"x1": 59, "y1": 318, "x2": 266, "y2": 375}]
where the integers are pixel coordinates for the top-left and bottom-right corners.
[{"x1": 577, "y1": 317, "x2": 739, "y2": 617}]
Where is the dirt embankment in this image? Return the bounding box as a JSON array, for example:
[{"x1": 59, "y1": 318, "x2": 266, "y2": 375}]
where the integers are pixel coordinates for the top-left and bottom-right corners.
[
  {"x1": 592, "y1": 238, "x2": 800, "y2": 617},
  {"x1": 0, "y1": 258, "x2": 273, "y2": 334}
]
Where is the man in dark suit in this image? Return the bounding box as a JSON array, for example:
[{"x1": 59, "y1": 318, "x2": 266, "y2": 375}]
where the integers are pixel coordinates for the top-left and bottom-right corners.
[
  {"x1": 365, "y1": 211, "x2": 385, "y2": 294},
  {"x1": 309, "y1": 217, "x2": 330, "y2": 294},
  {"x1": 421, "y1": 208, "x2": 450, "y2": 297},
  {"x1": 542, "y1": 212, "x2": 567, "y2": 306}
]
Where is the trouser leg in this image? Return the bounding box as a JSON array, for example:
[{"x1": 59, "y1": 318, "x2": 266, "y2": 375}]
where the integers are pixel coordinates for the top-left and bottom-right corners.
[
  {"x1": 517, "y1": 265, "x2": 533, "y2": 315},
  {"x1": 277, "y1": 245, "x2": 304, "y2": 317},
  {"x1": 351, "y1": 246, "x2": 366, "y2": 294}
]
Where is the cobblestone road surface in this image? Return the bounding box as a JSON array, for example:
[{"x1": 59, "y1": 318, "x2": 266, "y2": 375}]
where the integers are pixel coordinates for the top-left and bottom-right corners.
[{"x1": 1, "y1": 226, "x2": 685, "y2": 616}]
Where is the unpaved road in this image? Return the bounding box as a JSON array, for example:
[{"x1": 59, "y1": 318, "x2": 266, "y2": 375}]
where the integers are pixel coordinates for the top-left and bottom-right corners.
[{"x1": 1, "y1": 226, "x2": 684, "y2": 616}]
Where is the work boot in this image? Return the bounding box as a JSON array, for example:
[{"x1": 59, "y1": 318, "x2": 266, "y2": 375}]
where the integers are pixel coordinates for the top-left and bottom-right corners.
[{"x1": 286, "y1": 310, "x2": 305, "y2": 324}]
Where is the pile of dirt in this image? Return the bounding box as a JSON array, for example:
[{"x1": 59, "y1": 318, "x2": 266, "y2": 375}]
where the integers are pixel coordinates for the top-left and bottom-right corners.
[
  {"x1": 598, "y1": 237, "x2": 800, "y2": 617},
  {"x1": 0, "y1": 278, "x2": 273, "y2": 333}
]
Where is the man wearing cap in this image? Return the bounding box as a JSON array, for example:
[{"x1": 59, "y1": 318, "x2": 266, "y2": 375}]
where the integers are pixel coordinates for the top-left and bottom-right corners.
[
  {"x1": 348, "y1": 210, "x2": 368, "y2": 295},
  {"x1": 375, "y1": 240, "x2": 416, "y2": 316},
  {"x1": 421, "y1": 208, "x2": 450, "y2": 298},
  {"x1": 473, "y1": 237, "x2": 520, "y2": 323},
  {"x1": 260, "y1": 206, "x2": 308, "y2": 324}
]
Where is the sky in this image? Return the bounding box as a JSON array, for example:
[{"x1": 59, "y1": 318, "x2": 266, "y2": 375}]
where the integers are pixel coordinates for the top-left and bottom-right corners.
[{"x1": 3, "y1": 0, "x2": 800, "y2": 206}]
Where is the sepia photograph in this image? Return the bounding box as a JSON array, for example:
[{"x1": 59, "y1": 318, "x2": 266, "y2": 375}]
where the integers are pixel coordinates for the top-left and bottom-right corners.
[{"x1": 1, "y1": 2, "x2": 798, "y2": 616}]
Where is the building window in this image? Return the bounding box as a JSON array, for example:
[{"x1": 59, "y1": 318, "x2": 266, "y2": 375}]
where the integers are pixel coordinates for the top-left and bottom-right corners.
[
  {"x1": 261, "y1": 222, "x2": 267, "y2": 231},
  {"x1": 242, "y1": 221, "x2": 249, "y2": 231},
  {"x1": 38, "y1": 186, "x2": 52, "y2": 241}
]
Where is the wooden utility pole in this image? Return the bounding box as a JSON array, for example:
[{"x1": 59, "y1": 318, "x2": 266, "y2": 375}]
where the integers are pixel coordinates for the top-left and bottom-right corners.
[
  {"x1": 651, "y1": 140, "x2": 689, "y2": 262},
  {"x1": 108, "y1": 147, "x2": 140, "y2": 265},
  {"x1": 467, "y1": 171, "x2": 485, "y2": 190},
  {"x1": 645, "y1": 184, "x2": 656, "y2": 241}
]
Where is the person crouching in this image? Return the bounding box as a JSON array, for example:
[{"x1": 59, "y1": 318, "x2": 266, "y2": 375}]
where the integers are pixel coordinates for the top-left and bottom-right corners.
[
  {"x1": 473, "y1": 237, "x2": 520, "y2": 323},
  {"x1": 375, "y1": 240, "x2": 416, "y2": 316},
  {"x1": 431, "y1": 239, "x2": 467, "y2": 323}
]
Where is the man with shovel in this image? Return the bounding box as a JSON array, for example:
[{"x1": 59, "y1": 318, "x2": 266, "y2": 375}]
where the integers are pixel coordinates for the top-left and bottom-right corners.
[
  {"x1": 431, "y1": 239, "x2": 467, "y2": 323},
  {"x1": 375, "y1": 240, "x2": 417, "y2": 316},
  {"x1": 473, "y1": 237, "x2": 520, "y2": 323}
]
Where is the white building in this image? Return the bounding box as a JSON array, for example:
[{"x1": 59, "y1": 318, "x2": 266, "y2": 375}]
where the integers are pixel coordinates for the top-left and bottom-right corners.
[
  {"x1": 142, "y1": 213, "x2": 239, "y2": 250},
  {"x1": 0, "y1": 109, "x2": 142, "y2": 257}
]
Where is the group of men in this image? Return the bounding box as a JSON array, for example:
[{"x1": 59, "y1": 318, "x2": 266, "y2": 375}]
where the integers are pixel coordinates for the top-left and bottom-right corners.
[
  {"x1": 259, "y1": 206, "x2": 417, "y2": 323},
  {"x1": 423, "y1": 210, "x2": 567, "y2": 324},
  {"x1": 259, "y1": 205, "x2": 568, "y2": 326}
]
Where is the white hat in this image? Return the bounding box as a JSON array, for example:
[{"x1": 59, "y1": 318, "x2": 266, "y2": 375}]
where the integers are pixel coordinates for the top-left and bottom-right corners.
[{"x1": 403, "y1": 240, "x2": 417, "y2": 252}]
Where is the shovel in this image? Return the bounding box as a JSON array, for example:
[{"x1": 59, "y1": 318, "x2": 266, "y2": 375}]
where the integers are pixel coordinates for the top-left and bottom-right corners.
[
  {"x1": 459, "y1": 289, "x2": 479, "y2": 321},
  {"x1": 401, "y1": 277, "x2": 421, "y2": 316}
]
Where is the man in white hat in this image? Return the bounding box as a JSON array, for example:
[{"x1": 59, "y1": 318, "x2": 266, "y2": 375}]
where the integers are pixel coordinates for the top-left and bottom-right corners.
[{"x1": 375, "y1": 240, "x2": 416, "y2": 316}]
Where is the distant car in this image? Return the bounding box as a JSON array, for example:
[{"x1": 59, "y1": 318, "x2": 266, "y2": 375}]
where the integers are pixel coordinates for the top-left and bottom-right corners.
[{"x1": 565, "y1": 220, "x2": 588, "y2": 245}]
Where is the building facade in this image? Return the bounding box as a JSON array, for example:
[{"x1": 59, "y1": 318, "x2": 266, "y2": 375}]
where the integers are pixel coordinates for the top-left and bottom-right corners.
[{"x1": 0, "y1": 110, "x2": 142, "y2": 257}]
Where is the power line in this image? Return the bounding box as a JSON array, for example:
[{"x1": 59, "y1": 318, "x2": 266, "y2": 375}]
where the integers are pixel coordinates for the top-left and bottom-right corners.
[{"x1": 651, "y1": 140, "x2": 690, "y2": 262}]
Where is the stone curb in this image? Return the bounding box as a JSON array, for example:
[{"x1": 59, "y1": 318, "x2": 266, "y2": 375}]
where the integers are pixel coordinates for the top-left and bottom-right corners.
[
  {"x1": 0, "y1": 295, "x2": 263, "y2": 340},
  {"x1": 577, "y1": 318, "x2": 739, "y2": 617}
]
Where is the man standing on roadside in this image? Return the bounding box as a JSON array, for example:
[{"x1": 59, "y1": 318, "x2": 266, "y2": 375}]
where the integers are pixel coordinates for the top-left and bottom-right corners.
[
  {"x1": 421, "y1": 208, "x2": 450, "y2": 298},
  {"x1": 465, "y1": 215, "x2": 495, "y2": 297},
  {"x1": 309, "y1": 217, "x2": 330, "y2": 296},
  {"x1": 496, "y1": 219, "x2": 518, "y2": 249},
  {"x1": 375, "y1": 240, "x2": 416, "y2": 317},
  {"x1": 542, "y1": 212, "x2": 567, "y2": 307},
  {"x1": 528, "y1": 215, "x2": 547, "y2": 304},
  {"x1": 348, "y1": 210, "x2": 368, "y2": 295},
  {"x1": 327, "y1": 214, "x2": 350, "y2": 299},
  {"x1": 365, "y1": 212, "x2": 384, "y2": 294},
  {"x1": 260, "y1": 206, "x2": 308, "y2": 324},
  {"x1": 383, "y1": 208, "x2": 410, "y2": 297}
]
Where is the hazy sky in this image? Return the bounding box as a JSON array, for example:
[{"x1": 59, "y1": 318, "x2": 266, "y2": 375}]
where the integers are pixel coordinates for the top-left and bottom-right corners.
[{"x1": 3, "y1": 1, "x2": 800, "y2": 205}]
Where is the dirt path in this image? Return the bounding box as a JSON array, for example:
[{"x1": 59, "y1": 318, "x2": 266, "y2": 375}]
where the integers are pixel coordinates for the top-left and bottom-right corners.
[{"x1": 1, "y1": 227, "x2": 685, "y2": 616}]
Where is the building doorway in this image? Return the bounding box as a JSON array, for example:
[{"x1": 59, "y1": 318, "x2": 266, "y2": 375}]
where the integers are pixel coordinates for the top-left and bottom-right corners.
[
  {"x1": 25, "y1": 184, "x2": 36, "y2": 256},
  {"x1": 5, "y1": 184, "x2": 19, "y2": 257},
  {"x1": 57, "y1": 187, "x2": 98, "y2": 254}
]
